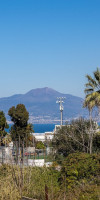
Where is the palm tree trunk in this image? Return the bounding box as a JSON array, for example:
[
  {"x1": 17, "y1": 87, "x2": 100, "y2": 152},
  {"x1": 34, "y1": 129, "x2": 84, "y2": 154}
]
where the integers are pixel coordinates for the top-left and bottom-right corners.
[{"x1": 89, "y1": 109, "x2": 93, "y2": 154}]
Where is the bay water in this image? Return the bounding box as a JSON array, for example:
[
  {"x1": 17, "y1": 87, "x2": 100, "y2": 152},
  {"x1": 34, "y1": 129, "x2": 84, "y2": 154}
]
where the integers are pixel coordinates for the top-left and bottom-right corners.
[{"x1": 6, "y1": 124, "x2": 56, "y2": 133}]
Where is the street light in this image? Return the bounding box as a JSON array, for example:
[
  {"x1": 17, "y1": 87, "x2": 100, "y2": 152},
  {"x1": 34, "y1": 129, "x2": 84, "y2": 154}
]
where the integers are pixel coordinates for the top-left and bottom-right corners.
[{"x1": 56, "y1": 97, "x2": 66, "y2": 126}]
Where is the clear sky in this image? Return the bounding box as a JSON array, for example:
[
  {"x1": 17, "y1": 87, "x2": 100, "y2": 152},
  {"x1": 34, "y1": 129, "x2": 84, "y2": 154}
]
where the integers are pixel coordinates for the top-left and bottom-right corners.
[{"x1": 0, "y1": 0, "x2": 100, "y2": 98}]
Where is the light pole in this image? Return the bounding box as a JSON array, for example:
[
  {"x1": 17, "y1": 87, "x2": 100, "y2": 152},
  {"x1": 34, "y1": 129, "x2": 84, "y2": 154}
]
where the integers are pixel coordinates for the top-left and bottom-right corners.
[{"x1": 56, "y1": 97, "x2": 66, "y2": 126}]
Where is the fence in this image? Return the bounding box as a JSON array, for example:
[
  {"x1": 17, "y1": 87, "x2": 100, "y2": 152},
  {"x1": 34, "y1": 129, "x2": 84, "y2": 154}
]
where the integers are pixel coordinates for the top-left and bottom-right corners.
[{"x1": 0, "y1": 146, "x2": 53, "y2": 166}]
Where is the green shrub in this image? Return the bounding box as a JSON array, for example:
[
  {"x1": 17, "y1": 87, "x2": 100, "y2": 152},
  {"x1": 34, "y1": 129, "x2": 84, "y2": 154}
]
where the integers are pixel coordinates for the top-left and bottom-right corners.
[{"x1": 61, "y1": 153, "x2": 100, "y2": 186}]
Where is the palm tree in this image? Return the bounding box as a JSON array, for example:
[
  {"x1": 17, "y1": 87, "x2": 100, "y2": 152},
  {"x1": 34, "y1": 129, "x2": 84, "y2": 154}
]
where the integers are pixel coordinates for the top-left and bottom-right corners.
[
  {"x1": 83, "y1": 96, "x2": 95, "y2": 120},
  {"x1": 84, "y1": 68, "x2": 100, "y2": 154},
  {"x1": 84, "y1": 68, "x2": 100, "y2": 111}
]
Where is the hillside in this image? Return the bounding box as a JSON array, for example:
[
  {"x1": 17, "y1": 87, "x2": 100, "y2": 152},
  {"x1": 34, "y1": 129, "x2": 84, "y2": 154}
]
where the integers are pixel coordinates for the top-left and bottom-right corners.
[{"x1": 0, "y1": 87, "x2": 88, "y2": 123}]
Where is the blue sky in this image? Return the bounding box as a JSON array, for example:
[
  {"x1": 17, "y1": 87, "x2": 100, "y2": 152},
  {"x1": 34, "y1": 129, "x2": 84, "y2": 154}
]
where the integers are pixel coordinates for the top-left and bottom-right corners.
[{"x1": 0, "y1": 0, "x2": 100, "y2": 98}]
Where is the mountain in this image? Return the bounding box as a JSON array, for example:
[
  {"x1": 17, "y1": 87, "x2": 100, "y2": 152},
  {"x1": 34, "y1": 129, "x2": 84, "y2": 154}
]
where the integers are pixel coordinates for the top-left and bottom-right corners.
[{"x1": 0, "y1": 87, "x2": 88, "y2": 123}]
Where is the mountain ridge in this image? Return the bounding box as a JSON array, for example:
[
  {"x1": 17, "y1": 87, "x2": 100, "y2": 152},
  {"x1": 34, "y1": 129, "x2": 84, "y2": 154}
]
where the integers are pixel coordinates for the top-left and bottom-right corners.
[{"x1": 0, "y1": 87, "x2": 87, "y2": 123}]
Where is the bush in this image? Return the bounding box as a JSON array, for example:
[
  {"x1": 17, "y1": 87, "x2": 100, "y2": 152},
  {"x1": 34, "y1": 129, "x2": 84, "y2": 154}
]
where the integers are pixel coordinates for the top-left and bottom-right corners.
[
  {"x1": 0, "y1": 165, "x2": 20, "y2": 200},
  {"x1": 61, "y1": 153, "x2": 100, "y2": 186},
  {"x1": 0, "y1": 153, "x2": 100, "y2": 200}
]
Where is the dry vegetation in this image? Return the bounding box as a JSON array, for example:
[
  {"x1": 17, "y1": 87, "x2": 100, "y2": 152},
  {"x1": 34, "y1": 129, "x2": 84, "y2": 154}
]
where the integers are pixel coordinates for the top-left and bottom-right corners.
[{"x1": 0, "y1": 153, "x2": 100, "y2": 200}]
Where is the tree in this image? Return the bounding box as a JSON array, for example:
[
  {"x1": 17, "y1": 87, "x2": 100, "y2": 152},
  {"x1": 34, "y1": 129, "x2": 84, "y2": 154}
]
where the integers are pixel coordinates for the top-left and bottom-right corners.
[
  {"x1": 61, "y1": 153, "x2": 100, "y2": 190},
  {"x1": 84, "y1": 68, "x2": 100, "y2": 115},
  {"x1": 52, "y1": 118, "x2": 97, "y2": 160},
  {"x1": 8, "y1": 104, "x2": 34, "y2": 162},
  {"x1": 2, "y1": 134, "x2": 12, "y2": 146},
  {"x1": 0, "y1": 111, "x2": 9, "y2": 146},
  {"x1": 36, "y1": 141, "x2": 45, "y2": 149},
  {"x1": 84, "y1": 68, "x2": 100, "y2": 153}
]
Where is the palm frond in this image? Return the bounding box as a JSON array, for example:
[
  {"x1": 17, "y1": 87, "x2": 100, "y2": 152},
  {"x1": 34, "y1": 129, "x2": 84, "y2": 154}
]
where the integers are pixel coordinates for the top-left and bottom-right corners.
[
  {"x1": 83, "y1": 98, "x2": 95, "y2": 110},
  {"x1": 85, "y1": 82, "x2": 95, "y2": 89},
  {"x1": 84, "y1": 68, "x2": 100, "y2": 112},
  {"x1": 84, "y1": 88, "x2": 94, "y2": 94},
  {"x1": 86, "y1": 75, "x2": 97, "y2": 86},
  {"x1": 94, "y1": 68, "x2": 100, "y2": 84}
]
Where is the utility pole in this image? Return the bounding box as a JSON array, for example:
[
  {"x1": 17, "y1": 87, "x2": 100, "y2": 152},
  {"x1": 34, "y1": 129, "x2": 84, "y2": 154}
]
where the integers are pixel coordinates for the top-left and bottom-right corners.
[{"x1": 56, "y1": 97, "x2": 66, "y2": 126}]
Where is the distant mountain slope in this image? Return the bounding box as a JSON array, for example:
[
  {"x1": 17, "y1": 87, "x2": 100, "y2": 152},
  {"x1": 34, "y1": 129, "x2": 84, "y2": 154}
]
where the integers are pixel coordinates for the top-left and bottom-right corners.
[{"x1": 0, "y1": 87, "x2": 88, "y2": 123}]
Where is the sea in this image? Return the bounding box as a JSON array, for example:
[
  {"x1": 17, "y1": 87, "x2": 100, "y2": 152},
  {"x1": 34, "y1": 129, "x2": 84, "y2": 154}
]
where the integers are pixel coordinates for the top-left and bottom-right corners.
[
  {"x1": 6, "y1": 124, "x2": 56, "y2": 133},
  {"x1": 33, "y1": 124, "x2": 55, "y2": 133}
]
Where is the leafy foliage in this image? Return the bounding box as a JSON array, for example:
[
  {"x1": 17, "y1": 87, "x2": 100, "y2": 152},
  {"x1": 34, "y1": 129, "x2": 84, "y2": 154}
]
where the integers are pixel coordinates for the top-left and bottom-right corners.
[
  {"x1": 60, "y1": 153, "x2": 100, "y2": 200},
  {"x1": 52, "y1": 118, "x2": 97, "y2": 159},
  {"x1": 36, "y1": 141, "x2": 45, "y2": 149},
  {"x1": 84, "y1": 68, "x2": 100, "y2": 113},
  {"x1": 0, "y1": 111, "x2": 9, "y2": 145},
  {"x1": 8, "y1": 104, "x2": 34, "y2": 146},
  {"x1": 61, "y1": 153, "x2": 100, "y2": 182},
  {"x1": 0, "y1": 153, "x2": 100, "y2": 200}
]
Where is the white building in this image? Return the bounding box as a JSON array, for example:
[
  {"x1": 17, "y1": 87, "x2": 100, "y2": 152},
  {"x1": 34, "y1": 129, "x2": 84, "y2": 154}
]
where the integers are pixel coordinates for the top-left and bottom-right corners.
[
  {"x1": 33, "y1": 125, "x2": 65, "y2": 143},
  {"x1": 33, "y1": 133, "x2": 45, "y2": 142}
]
